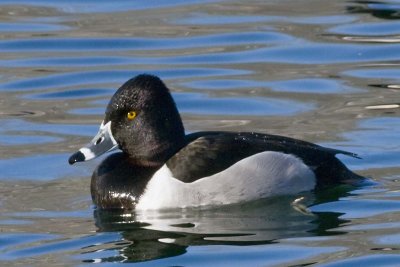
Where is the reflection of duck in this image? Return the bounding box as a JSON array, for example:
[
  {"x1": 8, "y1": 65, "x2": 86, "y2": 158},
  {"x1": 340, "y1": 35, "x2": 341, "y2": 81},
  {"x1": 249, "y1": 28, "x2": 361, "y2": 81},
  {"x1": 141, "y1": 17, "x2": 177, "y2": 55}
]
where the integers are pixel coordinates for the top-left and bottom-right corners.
[
  {"x1": 89, "y1": 195, "x2": 349, "y2": 263},
  {"x1": 69, "y1": 74, "x2": 363, "y2": 210}
]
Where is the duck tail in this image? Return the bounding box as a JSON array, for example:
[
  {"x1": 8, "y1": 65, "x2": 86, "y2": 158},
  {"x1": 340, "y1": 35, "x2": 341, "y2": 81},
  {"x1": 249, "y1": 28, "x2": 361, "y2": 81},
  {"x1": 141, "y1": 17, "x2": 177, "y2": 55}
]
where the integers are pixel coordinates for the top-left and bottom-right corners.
[
  {"x1": 324, "y1": 147, "x2": 362, "y2": 159},
  {"x1": 315, "y1": 156, "x2": 364, "y2": 188}
]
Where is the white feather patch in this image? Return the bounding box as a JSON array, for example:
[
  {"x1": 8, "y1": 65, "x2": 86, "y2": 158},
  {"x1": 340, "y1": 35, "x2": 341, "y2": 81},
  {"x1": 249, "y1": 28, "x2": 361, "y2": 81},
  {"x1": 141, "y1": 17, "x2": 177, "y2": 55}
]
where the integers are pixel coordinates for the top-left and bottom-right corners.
[
  {"x1": 136, "y1": 151, "x2": 316, "y2": 210},
  {"x1": 79, "y1": 147, "x2": 95, "y2": 160}
]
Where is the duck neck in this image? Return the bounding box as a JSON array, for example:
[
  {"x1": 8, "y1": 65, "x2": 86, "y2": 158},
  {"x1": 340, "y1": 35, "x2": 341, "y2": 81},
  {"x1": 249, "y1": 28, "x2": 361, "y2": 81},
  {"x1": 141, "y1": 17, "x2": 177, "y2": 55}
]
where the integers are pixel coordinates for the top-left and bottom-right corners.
[{"x1": 127, "y1": 139, "x2": 185, "y2": 168}]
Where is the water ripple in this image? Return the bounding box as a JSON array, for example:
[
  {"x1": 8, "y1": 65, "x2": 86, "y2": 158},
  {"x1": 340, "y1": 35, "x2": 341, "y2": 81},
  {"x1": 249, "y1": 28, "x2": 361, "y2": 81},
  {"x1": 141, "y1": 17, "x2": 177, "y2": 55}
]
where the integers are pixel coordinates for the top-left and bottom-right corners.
[
  {"x1": 185, "y1": 78, "x2": 356, "y2": 93},
  {"x1": 0, "y1": 22, "x2": 69, "y2": 32},
  {"x1": 0, "y1": 68, "x2": 250, "y2": 91},
  {"x1": 329, "y1": 21, "x2": 400, "y2": 36},
  {"x1": 0, "y1": 0, "x2": 219, "y2": 13},
  {"x1": 0, "y1": 32, "x2": 291, "y2": 52}
]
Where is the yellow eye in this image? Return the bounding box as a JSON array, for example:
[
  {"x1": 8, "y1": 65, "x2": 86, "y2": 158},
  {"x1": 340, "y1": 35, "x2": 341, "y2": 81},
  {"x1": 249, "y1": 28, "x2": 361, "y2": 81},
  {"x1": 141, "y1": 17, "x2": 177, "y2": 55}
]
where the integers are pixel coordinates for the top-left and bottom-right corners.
[{"x1": 127, "y1": 111, "x2": 136, "y2": 120}]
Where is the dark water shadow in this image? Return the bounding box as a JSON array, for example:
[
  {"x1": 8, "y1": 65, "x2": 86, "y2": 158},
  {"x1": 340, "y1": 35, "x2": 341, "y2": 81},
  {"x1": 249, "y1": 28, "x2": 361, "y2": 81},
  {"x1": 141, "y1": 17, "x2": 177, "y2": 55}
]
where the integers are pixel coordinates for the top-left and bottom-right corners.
[{"x1": 347, "y1": 0, "x2": 400, "y2": 20}]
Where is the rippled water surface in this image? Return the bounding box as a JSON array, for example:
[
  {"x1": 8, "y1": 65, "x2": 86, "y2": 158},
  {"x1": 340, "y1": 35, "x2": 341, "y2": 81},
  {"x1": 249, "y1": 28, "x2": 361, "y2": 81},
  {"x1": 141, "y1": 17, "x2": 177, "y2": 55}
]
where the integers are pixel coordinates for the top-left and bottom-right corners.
[{"x1": 0, "y1": 0, "x2": 400, "y2": 266}]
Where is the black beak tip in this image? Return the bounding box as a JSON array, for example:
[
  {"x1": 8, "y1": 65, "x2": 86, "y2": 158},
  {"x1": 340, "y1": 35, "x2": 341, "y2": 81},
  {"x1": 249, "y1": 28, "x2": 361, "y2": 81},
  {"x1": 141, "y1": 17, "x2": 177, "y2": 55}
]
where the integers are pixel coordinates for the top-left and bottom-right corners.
[{"x1": 69, "y1": 151, "x2": 85, "y2": 165}]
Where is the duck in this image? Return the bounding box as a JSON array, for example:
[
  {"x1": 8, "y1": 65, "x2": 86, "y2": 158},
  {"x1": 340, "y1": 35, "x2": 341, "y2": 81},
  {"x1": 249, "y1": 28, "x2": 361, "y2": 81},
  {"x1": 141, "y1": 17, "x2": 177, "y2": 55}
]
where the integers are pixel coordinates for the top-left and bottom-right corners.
[{"x1": 69, "y1": 74, "x2": 364, "y2": 210}]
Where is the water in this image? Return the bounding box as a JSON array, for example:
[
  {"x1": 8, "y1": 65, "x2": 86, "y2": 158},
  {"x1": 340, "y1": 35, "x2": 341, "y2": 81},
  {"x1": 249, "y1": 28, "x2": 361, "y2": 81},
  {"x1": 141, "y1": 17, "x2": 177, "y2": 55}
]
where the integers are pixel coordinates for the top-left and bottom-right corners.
[{"x1": 0, "y1": 0, "x2": 399, "y2": 265}]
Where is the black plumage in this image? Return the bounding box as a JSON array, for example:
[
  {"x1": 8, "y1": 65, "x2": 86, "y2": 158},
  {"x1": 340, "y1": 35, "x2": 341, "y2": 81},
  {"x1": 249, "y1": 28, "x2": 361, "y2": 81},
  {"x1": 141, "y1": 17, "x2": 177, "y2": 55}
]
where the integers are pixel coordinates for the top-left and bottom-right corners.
[
  {"x1": 69, "y1": 74, "x2": 364, "y2": 210},
  {"x1": 167, "y1": 131, "x2": 362, "y2": 187}
]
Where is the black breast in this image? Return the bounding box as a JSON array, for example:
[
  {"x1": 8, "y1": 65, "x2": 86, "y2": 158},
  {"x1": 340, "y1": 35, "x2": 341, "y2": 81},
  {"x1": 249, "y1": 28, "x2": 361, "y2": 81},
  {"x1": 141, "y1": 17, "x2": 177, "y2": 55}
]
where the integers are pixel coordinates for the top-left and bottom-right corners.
[{"x1": 91, "y1": 152, "x2": 159, "y2": 210}]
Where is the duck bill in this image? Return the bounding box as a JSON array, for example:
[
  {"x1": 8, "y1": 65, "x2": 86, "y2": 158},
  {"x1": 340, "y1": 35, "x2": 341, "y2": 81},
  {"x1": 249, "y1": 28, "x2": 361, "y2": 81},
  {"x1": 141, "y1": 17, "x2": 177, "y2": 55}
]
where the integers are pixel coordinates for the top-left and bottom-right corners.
[{"x1": 69, "y1": 121, "x2": 118, "y2": 165}]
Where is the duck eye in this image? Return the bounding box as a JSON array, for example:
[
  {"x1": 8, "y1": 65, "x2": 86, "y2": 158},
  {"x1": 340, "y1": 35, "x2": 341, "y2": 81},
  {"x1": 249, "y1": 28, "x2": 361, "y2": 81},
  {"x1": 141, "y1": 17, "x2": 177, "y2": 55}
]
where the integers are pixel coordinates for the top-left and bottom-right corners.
[{"x1": 127, "y1": 111, "x2": 136, "y2": 120}]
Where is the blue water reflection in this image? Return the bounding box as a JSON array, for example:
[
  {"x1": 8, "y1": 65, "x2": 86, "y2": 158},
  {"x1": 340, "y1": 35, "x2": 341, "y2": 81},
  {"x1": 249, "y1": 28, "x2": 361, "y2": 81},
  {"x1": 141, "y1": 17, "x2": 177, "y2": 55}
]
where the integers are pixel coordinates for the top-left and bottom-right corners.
[
  {"x1": 0, "y1": 68, "x2": 250, "y2": 91},
  {"x1": 0, "y1": 22, "x2": 69, "y2": 32},
  {"x1": 0, "y1": 0, "x2": 220, "y2": 13},
  {"x1": 0, "y1": 32, "x2": 291, "y2": 52}
]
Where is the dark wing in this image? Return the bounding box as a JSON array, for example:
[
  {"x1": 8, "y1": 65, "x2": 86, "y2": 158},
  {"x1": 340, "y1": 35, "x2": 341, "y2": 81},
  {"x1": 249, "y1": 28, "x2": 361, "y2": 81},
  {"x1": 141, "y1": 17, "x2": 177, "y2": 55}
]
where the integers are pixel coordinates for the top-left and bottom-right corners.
[{"x1": 166, "y1": 131, "x2": 362, "y2": 186}]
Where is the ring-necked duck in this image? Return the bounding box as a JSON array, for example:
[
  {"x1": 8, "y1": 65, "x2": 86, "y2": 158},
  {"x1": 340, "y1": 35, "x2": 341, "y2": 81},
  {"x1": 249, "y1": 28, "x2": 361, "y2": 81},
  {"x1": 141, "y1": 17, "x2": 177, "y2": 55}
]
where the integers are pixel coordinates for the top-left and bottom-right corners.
[{"x1": 69, "y1": 74, "x2": 363, "y2": 210}]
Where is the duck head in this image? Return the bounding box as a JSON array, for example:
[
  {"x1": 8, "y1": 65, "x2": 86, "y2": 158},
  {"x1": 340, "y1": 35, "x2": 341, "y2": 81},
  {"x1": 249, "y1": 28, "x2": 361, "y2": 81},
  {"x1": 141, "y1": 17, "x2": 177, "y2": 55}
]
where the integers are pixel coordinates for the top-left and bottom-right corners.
[{"x1": 69, "y1": 74, "x2": 186, "y2": 166}]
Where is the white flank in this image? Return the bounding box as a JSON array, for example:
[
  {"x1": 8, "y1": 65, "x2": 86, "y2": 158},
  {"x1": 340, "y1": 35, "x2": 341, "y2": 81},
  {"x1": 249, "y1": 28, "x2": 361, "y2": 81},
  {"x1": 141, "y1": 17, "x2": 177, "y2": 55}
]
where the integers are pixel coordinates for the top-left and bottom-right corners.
[{"x1": 136, "y1": 151, "x2": 316, "y2": 210}]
